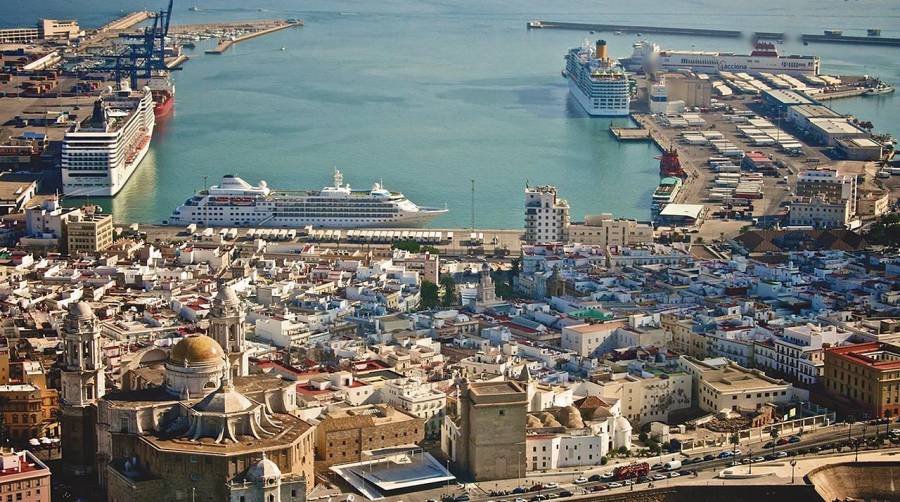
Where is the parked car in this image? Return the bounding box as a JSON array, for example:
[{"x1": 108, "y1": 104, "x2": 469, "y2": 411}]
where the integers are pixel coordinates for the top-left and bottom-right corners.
[
  {"x1": 763, "y1": 441, "x2": 775, "y2": 449},
  {"x1": 668, "y1": 472, "x2": 681, "y2": 478},
  {"x1": 455, "y1": 495, "x2": 470, "y2": 502},
  {"x1": 558, "y1": 491, "x2": 573, "y2": 498},
  {"x1": 788, "y1": 436, "x2": 801, "y2": 443},
  {"x1": 651, "y1": 463, "x2": 664, "y2": 470},
  {"x1": 588, "y1": 474, "x2": 602, "y2": 482},
  {"x1": 777, "y1": 438, "x2": 789, "y2": 446},
  {"x1": 600, "y1": 473, "x2": 615, "y2": 481},
  {"x1": 573, "y1": 477, "x2": 588, "y2": 485},
  {"x1": 652, "y1": 474, "x2": 667, "y2": 481},
  {"x1": 703, "y1": 454, "x2": 716, "y2": 461},
  {"x1": 528, "y1": 485, "x2": 544, "y2": 492},
  {"x1": 774, "y1": 451, "x2": 789, "y2": 459},
  {"x1": 543, "y1": 482, "x2": 559, "y2": 489},
  {"x1": 590, "y1": 484, "x2": 608, "y2": 492},
  {"x1": 752, "y1": 456, "x2": 765, "y2": 463},
  {"x1": 607, "y1": 482, "x2": 623, "y2": 488},
  {"x1": 512, "y1": 488, "x2": 527, "y2": 494}
]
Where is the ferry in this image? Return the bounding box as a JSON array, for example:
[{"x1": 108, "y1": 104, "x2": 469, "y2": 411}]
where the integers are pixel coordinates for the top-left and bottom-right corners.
[
  {"x1": 865, "y1": 84, "x2": 895, "y2": 96},
  {"x1": 564, "y1": 39, "x2": 631, "y2": 116},
  {"x1": 167, "y1": 170, "x2": 449, "y2": 228},
  {"x1": 651, "y1": 177, "x2": 682, "y2": 216},
  {"x1": 61, "y1": 86, "x2": 155, "y2": 197},
  {"x1": 626, "y1": 41, "x2": 820, "y2": 76}
]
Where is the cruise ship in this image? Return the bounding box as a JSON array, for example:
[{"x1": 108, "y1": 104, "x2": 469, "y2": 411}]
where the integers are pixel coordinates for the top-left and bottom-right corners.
[
  {"x1": 563, "y1": 39, "x2": 631, "y2": 116},
  {"x1": 167, "y1": 170, "x2": 449, "y2": 228},
  {"x1": 61, "y1": 86, "x2": 155, "y2": 197},
  {"x1": 633, "y1": 41, "x2": 820, "y2": 76}
]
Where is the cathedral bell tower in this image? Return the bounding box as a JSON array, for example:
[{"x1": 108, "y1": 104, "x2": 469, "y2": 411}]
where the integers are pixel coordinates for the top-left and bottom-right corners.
[
  {"x1": 60, "y1": 302, "x2": 106, "y2": 476},
  {"x1": 208, "y1": 283, "x2": 249, "y2": 378}
]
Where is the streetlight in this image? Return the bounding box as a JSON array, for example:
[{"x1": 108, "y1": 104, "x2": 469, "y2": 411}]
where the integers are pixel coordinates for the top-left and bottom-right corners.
[{"x1": 790, "y1": 459, "x2": 797, "y2": 484}]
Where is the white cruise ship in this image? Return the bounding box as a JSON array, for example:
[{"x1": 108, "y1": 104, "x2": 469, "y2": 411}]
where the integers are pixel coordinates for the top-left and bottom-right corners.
[
  {"x1": 61, "y1": 86, "x2": 155, "y2": 197},
  {"x1": 167, "y1": 170, "x2": 448, "y2": 228},
  {"x1": 647, "y1": 42, "x2": 820, "y2": 76},
  {"x1": 564, "y1": 39, "x2": 631, "y2": 116}
]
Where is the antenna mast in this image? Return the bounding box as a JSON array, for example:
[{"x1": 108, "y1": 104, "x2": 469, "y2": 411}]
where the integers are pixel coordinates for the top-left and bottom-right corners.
[{"x1": 470, "y1": 179, "x2": 475, "y2": 231}]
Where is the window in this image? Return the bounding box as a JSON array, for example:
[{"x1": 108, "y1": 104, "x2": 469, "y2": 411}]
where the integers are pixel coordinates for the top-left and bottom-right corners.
[{"x1": 499, "y1": 410, "x2": 505, "y2": 416}]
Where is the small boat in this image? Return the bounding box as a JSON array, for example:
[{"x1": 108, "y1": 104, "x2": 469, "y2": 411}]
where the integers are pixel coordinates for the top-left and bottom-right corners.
[
  {"x1": 189, "y1": 5, "x2": 201, "y2": 12},
  {"x1": 865, "y1": 85, "x2": 895, "y2": 96},
  {"x1": 280, "y1": 47, "x2": 286, "y2": 51},
  {"x1": 614, "y1": 31, "x2": 622, "y2": 35},
  {"x1": 182, "y1": 41, "x2": 196, "y2": 49}
]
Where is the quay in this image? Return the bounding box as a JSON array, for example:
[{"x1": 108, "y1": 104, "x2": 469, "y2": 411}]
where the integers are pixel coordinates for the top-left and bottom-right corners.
[
  {"x1": 753, "y1": 32, "x2": 786, "y2": 40},
  {"x1": 527, "y1": 20, "x2": 741, "y2": 38},
  {"x1": 609, "y1": 126, "x2": 650, "y2": 141},
  {"x1": 165, "y1": 54, "x2": 190, "y2": 69},
  {"x1": 205, "y1": 20, "x2": 303, "y2": 55},
  {"x1": 816, "y1": 87, "x2": 868, "y2": 101},
  {"x1": 801, "y1": 33, "x2": 900, "y2": 46},
  {"x1": 99, "y1": 11, "x2": 152, "y2": 32}
]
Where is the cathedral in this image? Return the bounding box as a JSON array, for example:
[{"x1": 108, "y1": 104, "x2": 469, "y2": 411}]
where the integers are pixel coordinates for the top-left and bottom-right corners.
[{"x1": 59, "y1": 285, "x2": 316, "y2": 502}]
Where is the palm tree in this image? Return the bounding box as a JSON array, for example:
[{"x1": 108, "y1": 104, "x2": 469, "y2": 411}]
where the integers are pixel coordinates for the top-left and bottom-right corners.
[
  {"x1": 769, "y1": 428, "x2": 780, "y2": 458},
  {"x1": 729, "y1": 432, "x2": 740, "y2": 458}
]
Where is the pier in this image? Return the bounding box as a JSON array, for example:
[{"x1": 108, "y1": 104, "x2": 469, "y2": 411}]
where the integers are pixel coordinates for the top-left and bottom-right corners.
[
  {"x1": 753, "y1": 32, "x2": 786, "y2": 40},
  {"x1": 815, "y1": 87, "x2": 868, "y2": 101},
  {"x1": 527, "y1": 20, "x2": 741, "y2": 38},
  {"x1": 609, "y1": 126, "x2": 650, "y2": 141},
  {"x1": 99, "y1": 11, "x2": 153, "y2": 32},
  {"x1": 204, "y1": 20, "x2": 303, "y2": 55},
  {"x1": 801, "y1": 34, "x2": 900, "y2": 47}
]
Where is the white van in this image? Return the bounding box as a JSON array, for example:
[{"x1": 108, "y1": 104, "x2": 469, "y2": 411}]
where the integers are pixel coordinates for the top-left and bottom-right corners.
[{"x1": 664, "y1": 460, "x2": 682, "y2": 471}]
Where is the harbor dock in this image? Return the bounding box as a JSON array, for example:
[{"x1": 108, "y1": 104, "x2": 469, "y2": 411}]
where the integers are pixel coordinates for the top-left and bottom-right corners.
[
  {"x1": 609, "y1": 126, "x2": 650, "y2": 141},
  {"x1": 801, "y1": 33, "x2": 900, "y2": 47},
  {"x1": 205, "y1": 20, "x2": 303, "y2": 54},
  {"x1": 99, "y1": 11, "x2": 152, "y2": 32},
  {"x1": 527, "y1": 20, "x2": 741, "y2": 38},
  {"x1": 753, "y1": 32, "x2": 786, "y2": 40}
]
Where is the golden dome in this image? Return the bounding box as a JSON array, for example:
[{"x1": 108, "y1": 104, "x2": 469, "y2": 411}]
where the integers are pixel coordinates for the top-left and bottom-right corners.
[{"x1": 169, "y1": 335, "x2": 225, "y2": 364}]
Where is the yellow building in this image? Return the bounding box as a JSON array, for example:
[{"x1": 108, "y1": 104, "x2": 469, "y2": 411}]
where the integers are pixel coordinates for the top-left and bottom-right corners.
[{"x1": 66, "y1": 213, "x2": 113, "y2": 254}]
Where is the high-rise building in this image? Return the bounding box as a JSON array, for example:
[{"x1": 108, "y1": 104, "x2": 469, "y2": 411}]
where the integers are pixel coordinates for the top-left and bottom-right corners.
[
  {"x1": 455, "y1": 381, "x2": 527, "y2": 481},
  {"x1": 524, "y1": 185, "x2": 569, "y2": 244},
  {"x1": 59, "y1": 302, "x2": 105, "y2": 476}
]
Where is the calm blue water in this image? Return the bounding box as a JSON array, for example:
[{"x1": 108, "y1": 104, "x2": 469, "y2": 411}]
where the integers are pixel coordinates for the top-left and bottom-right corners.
[{"x1": 4, "y1": 1, "x2": 899, "y2": 227}]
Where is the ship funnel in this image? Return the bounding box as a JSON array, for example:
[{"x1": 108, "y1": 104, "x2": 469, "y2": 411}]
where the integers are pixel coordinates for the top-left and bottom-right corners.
[{"x1": 595, "y1": 39, "x2": 608, "y2": 62}]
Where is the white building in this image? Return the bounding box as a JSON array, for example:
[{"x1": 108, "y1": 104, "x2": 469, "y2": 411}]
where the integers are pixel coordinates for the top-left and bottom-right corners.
[
  {"x1": 789, "y1": 195, "x2": 852, "y2": 229},
  {"x1": 560, "y1": 321, "x2": 628, "y2": 357},
  {"x1": 590, "y1": 371, "x2": 692, "y2": 426},
  {"x1": 382, "y1": 377, "x2": 446, "y2": 438},
  {"x1": 524, "y1": 185, "x2": 570, "y2": 244},
  {"x1": 680, "y1": 357, "x2": 802, "y2": 413},
  {"x1": 756, "y1": 324, "x2": 854, "y2": 385},
  {"x1": 796, "y1": 168, "x2": 857, "y2": 216}
]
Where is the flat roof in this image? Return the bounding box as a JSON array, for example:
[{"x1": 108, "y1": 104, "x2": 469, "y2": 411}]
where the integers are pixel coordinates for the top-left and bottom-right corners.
[
  {"x1": 468, "y1": 381, "x2": 525, "y2": 396},
  {"x1": 763, "y1": 89, "x2": 814, "y2": 105},
  {"x1": 330, "y1": 451, "x2": 455, "y2": 501},
  {"x1": 808, "y1": 117, "x2": 865, "y2": 135},
  {"x1": 659, "y1": 204, "x2": 705, "y2": 219}
]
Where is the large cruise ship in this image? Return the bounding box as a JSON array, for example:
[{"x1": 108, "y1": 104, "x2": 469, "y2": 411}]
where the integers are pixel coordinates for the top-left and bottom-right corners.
[
  {"x1": 61, "y1": 86, "x2": 155, "y2": 197},
  {"x1": 167, "y1": 170, "x2": 449, "y2": 228},
  {"x1": 629, "y1": 41, "x2": 820, "y2": 76},
  {"x1": 563, "y1": 39, "x2": 631, "y2": 116}
]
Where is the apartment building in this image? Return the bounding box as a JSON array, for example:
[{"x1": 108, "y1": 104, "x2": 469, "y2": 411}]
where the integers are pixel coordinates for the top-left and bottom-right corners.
[
  {"x1": 381, "y1": 377, "x2": 446, "y2": 438},
  {"x1": 681, "y1": 357, "x2": 799, "y2": 413},
  {"x1": 0, "y1": 450, "x2": 51, "y2": 502},
  {"x1": 755, "y1": 324, "x2": 854, "y2": 385},
  {"x1": 524, "y1": 185, "x2": 570, "y2": 244},
  {"x1": 567, "y1": 214, "x2": 653, "y2": 247},
  {"x1": 66, "y1": 213, "x2": 113, "y2": 254}
]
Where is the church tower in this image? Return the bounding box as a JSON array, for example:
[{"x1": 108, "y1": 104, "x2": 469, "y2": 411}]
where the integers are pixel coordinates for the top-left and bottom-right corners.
[
  {"x1": 60, "y1": 302, "x2": 106, "y2": 476},
  {"x1": 208, "y1": 283, "x2": 249, "y2": 377}
]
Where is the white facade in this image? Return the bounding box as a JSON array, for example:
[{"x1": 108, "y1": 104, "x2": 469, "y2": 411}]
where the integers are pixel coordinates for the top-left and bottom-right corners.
[
  {"x1": 564, "y1": 41, "x2": 631, "y2": 117},
  {"x1": 598, "y1": 373, "x2": 692, "y2": 425},
  {"x1": 789, "y1": 195, "x2": 852, "y2": 229},
  {"x1": 382, "y1": 377, "x2": 446, "y2": 438},
  {"x1": 757, "y1": 324, "x2": 854, "y2": 385},
  {"x1": 796, "y1": 168, "x2": 857, "y2": 215},
  {"x1": 61, "y1": 88, "x2": 155, "y2": 197}
]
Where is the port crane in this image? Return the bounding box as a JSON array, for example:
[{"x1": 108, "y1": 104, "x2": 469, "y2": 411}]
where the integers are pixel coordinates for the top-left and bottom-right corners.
[{"x1": 100, "y1": 0, "x2": 175, "y2": 89}]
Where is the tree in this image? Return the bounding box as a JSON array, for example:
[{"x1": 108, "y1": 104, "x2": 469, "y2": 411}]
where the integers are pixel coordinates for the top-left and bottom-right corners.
[
  {"x1": 867, "y1": 213, "x2": 900, "y2": 247},
  {"x1": 392, "y1": 240, "x2": 421, "y2": 252},
  {"x1": 638, "y1": 431, "x2": 648, "y2": 443},
  {"x1": 730, "y1": 432, "x2": 740, "y2": 457},
  {"x1": 600, "y1": 456, "x2": 608, "y2": 466},
  {"x1": 419, "y1": 280, "x2": 440, "y2": 309},
  {"x1": 617, "y1": 446, "x2": 629, "y2": 456},
  {"x1": 769, "y1": 428, "x2": 780, "y2": 458},
  {"x1": 440, "y1": 275, "x2": 457, "y2": 307}
]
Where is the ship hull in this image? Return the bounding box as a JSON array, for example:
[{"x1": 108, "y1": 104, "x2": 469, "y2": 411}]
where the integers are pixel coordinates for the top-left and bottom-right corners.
[
  {"x1": 168, "y1": 209, "x2": 447, "y2": 228},
  {"x1": 567, "y1": 78, "x2": 630, "y2": 117},
  {"x1": 154, "y1": 95, "x2": 174, "y2": 118}
]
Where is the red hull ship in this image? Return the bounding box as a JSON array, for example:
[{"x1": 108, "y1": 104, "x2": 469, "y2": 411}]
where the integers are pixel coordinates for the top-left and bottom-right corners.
[
  {"x1": 148, "y1": 75, "x2": 175, "y2": 119},
  {"x1": 657, "y1": 147, "x2": 686, "y2": 178}
]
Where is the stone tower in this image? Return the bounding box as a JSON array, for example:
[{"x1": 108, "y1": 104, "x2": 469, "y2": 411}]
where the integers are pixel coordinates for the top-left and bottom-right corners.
[
  {"x1": 208, "y1": 283, "x2": 249, "y2": 378},
  {"x1": 457, "y1": 381, "x2": 527, "y2": 481},
  {"x1": 60, "y1": 302, "x2": 106, "y2": 476}
]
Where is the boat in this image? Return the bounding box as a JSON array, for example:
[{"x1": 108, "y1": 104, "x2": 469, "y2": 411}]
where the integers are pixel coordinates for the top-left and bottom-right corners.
[
  {"x1": 147, "y1": 73, "x2": 175, "y2": 118},
  {"x1": 657, "y1": 147, "x2": 686, "y2": 178},
  {"x1": 563, "y1": 39, "x2": 631, "y2": 116},
  {"x1": 182, "y1": 41, "x2": 196, "y2": 49},
  {"x1": 865, "y1": 84, "x2": 895, "y2": 96},
  {"x1": 189, "y1": 6, "x2": 201, "y2": 11},
  {"x1": 61, "y1": 86, "x2": 155, "y2": 197},
  {"x1": 167, "y1": 170, "x2": 449, "y2": 228},
  {"x1": 637, "y1": 41, "x2": 819, "y2": 76},
  {"x1": 527, "y1": 20, "x2": 543, "y2": 29},
  {"x1": 619, "y1": 40, "x2": 660, "y2": 72},
  {"x1": 651, "y1": 177, "x2": 682, "y2": 216}
]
